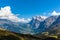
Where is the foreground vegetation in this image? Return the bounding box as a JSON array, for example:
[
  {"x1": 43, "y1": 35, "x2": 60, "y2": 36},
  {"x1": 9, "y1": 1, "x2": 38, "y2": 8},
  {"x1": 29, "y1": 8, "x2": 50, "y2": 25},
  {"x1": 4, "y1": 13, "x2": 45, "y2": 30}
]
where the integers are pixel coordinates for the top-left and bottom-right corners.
[{"x1": 0, "y1": 28, "x2": 60, "y2": 40}]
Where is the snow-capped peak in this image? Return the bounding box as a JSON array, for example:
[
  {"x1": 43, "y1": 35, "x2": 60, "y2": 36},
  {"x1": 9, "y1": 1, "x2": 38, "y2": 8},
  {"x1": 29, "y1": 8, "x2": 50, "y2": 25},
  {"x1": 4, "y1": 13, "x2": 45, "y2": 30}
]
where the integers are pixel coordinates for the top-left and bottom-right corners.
[{"x1": 33, "y1": 16, "x2": 47, "y2": 21}]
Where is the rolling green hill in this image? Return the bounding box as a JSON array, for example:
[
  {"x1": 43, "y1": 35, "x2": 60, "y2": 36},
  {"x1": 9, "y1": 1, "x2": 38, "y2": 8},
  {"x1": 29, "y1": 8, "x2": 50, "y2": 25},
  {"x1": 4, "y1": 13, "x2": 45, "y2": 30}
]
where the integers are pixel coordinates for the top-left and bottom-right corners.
[
  {"x1": 0, "y1": 28, "x2": 42, "y2": 40},
  {"x1": 0, "y1": 28, "x2": 59, "y2": 40}
]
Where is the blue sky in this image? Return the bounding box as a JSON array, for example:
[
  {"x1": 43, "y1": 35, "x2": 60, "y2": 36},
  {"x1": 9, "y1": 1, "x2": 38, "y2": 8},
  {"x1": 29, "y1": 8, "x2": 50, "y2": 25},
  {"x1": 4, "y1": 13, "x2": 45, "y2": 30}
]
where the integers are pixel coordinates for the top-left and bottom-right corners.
[{"x1": 0, "y1": 0, "x2": 60, "y2": 19}]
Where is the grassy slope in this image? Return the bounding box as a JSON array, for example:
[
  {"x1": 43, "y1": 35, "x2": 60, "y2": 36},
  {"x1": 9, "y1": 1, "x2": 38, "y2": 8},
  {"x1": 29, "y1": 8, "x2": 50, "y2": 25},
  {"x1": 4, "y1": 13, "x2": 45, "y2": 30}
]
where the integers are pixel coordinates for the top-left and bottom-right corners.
[
  {"x1": 0, "y1": 29, "x2": 42, "y2": 40},
  {"x1": 0, "y1": 28, "x2": 58, "y2": 40}
]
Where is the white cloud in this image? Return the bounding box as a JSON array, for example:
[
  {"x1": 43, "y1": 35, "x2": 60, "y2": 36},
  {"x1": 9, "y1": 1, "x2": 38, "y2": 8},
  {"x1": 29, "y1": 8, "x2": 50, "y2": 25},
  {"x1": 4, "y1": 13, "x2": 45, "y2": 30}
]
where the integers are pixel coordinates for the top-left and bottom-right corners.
[
  {"x1": 15, "y1": 14, "x2": 20, "y2": 17},
  {"x1": 51, "y1": 11, "x2": 60, "y2": 16},
  {"x1": 0, "y1": 6, "x2": 31, "y2": 23},
  {"x1": 18, "y1": 18, "x2": 31, "y2": 23}
]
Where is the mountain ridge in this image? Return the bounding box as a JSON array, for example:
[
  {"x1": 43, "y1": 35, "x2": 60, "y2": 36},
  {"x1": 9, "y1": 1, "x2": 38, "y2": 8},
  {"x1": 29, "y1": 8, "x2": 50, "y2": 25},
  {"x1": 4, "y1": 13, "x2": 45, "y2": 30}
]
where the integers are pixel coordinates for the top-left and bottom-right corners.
[{"x1": 0, "y1": 15, "x2": 60, "y2": 35}]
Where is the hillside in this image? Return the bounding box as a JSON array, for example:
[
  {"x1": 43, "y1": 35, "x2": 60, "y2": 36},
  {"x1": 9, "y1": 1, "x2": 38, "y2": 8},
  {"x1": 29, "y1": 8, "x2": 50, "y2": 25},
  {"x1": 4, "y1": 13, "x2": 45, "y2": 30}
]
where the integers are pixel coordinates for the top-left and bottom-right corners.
[
  {"x1": 0, "y1": 28, "x2": 42, "y2": 40},
  {"x1": 0, "y1": 28, "x2": 59, "y2": 40}
]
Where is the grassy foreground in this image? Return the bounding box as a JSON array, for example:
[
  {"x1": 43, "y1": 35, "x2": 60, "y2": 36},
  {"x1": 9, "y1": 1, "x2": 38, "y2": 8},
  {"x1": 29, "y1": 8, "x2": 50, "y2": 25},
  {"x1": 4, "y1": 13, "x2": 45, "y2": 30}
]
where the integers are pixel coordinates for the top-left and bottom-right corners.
[{"x1": 0, "y1": 28, "x2": 59, "y2": 40}]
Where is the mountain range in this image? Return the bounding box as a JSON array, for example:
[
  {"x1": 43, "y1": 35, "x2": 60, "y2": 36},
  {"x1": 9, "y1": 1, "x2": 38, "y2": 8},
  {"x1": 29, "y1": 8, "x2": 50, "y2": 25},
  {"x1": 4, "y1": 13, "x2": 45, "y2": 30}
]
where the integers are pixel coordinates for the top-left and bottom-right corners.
[{"x1": 0, "y1": 15, "x2": 60, "y2": 35}]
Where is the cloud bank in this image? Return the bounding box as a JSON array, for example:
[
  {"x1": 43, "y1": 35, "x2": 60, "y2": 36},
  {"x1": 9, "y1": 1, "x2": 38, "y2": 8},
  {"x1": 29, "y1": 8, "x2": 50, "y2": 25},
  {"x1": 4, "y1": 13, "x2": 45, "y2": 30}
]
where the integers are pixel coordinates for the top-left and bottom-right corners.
[
  {"x1": 51, "y1": 11, "x2": 60, "y2": 16},
  {"x1": 0, "y1": 6, "x2": 31, "y2": 23},
  {"x1": 0, "y1": 6, "x2": 60, "y2": 23}
]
